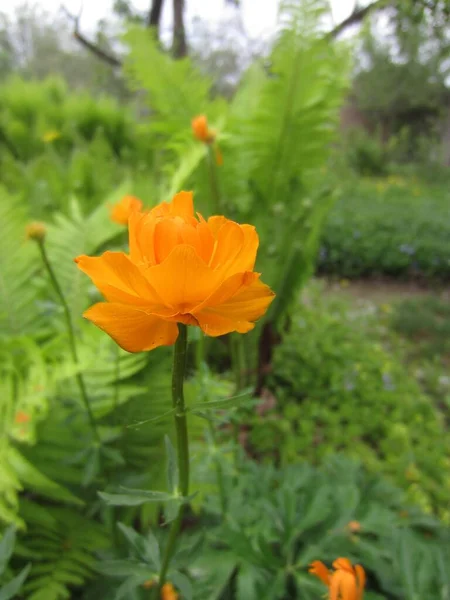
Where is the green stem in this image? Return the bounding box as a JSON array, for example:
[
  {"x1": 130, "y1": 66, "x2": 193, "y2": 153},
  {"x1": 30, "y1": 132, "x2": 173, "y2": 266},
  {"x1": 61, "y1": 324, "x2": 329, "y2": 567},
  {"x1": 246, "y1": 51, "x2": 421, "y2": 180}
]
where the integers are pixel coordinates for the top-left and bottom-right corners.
[
  {"x1": 207, "y1": 145, "x2": 221, "y2": 214},
  {"x1": 157, "y1": 324, "x2": 189, "y2": 594},
  {"x1": 37, "y1": 240, "x2": 100, "y2": 443}
]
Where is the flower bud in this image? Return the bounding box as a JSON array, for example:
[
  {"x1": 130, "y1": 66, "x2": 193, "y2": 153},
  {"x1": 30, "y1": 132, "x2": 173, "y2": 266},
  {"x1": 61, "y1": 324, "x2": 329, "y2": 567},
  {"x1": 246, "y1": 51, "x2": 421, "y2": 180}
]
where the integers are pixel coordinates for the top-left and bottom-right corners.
[{"x1": 26, "y1": 222, "x2": 47, "y2": 242}]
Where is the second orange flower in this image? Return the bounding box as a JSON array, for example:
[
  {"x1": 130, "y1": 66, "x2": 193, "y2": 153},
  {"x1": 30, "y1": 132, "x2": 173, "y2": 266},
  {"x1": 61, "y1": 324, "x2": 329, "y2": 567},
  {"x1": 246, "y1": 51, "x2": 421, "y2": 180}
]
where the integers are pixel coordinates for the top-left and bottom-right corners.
[{"x1": 76, "y1": 191, "x2": 274, "y2": 352}]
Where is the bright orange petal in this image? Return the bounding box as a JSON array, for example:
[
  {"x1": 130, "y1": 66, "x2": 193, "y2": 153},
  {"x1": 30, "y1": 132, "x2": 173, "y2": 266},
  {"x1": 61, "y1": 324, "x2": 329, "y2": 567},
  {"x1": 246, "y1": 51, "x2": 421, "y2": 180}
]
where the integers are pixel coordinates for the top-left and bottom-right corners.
[
  {"x1": 309, "y1": 561, "x2": 331, "y2": 586},
  {"x1": 225, "y1": 224, "x2": 258, "y2": 274},
  {"x1": 75, "y1": 252, "x2": 163, "y2": 306},
  {"x1": 129, "y1": 211, "x2": 159, "y2": 266},
  {"x1": 207, "y1": 220, "x2": 258, "y2": 277},
  {"x1": 147, "y1": 245, "x2": 224, "y2": 313},
  {"x1": 153, "y1": 219, "x2": 181, "y2": 264},
  {"x1": 110, "y1": 195, "x2": 142, "y2": 224},
  {"x1": 193, "y1": 271, "x2": 259, "y2": 313},
  {"x1": 207, "y1": 215, "x2": 227, "y2": 235},
  {"x1": 194, "y1": 278, "x2": 274, "y2": 336},
  {"x1": 333, "y1": 558, "x2": 354, "y2": 574},
  {"x1": 355, "y1": 565, "x2": 366, "y2": 599},
  {"x1": 208, "y1": 220, "x2": 245, "y2": 269},
  {"x1": 83, "y1": 303, "x2": 178, "y2": 352},
  {"x1": 170, "y1": 191, "x2": 194, "y2": 219},
  {"x1": 330, "y1": 571, "x2": 345, "y2": 600},
  {"x1": 340, "y1": 571, "x2": 358, "y2": 600}
]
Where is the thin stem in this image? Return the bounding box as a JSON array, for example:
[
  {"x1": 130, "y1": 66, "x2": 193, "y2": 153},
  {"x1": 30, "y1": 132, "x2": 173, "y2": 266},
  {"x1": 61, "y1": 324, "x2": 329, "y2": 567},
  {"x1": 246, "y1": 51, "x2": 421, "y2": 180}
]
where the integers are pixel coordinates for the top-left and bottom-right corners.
[
  {"x1": 207, "y1": 145, "x2": 221, "y2": 214},
  {"x1": 157, "y1": 324, "x2": 189, "y2": 594},
  {"x1": 37, "y1": 240, "x2": 100, "y2": 442}
]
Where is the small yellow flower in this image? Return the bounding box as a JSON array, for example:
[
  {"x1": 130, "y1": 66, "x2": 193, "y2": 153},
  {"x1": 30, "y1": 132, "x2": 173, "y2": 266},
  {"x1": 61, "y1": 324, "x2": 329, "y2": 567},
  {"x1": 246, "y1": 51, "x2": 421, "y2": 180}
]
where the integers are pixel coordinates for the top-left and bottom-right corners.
[
  {"x1": 42, "y1": 130, "x2": 61, "y2": 143},
  {"x1": 310, "y1": 557, "x2": 366, "y2": 600},
  {"x1": 339, "y1": 278, "x2": 350, "y2": 288},
  {"x1": 25, "y1": 222, "x2": 47, "y2": 242}
]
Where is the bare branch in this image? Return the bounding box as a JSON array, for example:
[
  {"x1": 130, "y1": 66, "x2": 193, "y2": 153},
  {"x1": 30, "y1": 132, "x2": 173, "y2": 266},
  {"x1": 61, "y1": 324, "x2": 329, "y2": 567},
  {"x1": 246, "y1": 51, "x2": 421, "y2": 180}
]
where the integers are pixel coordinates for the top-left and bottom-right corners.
[
  {"x1": 60, "y1": 4, "x2": 122, "y2": 68},
  {"x1": 328, "y1": 0, "x2": 391, "y2": 39}
]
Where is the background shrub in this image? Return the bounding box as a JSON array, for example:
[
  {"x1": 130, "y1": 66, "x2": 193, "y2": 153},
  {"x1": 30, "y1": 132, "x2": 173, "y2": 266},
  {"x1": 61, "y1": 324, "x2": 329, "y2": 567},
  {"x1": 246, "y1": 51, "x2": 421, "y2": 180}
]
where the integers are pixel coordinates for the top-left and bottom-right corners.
[{"x1": 249, "y1": 285, "x2": 450, "y2": 519}]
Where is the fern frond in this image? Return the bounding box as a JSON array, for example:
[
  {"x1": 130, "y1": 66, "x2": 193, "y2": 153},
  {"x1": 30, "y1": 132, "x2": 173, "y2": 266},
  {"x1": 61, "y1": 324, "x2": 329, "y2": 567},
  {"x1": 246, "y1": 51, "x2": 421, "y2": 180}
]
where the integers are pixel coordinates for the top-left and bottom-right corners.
[
  {"x1": 19, "y1": 501, "x2": 109, "y2": 600},
  {"x1": 46, "y1": 184, "x2": 130, "y2": 320},
  {"x1": 0, "y1": 188, "x2": 40, "y2": 338},
  {"x1": 123, "y1": 28, "x2": 225, "y2": 139}
]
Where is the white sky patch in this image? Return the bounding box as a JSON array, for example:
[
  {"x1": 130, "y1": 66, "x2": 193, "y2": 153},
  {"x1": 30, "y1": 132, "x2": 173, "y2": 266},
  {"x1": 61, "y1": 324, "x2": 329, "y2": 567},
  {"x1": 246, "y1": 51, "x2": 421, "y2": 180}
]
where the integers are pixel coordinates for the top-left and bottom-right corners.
[{"x1": 4, "y1": 0, "x2": 357, "y2": 38}]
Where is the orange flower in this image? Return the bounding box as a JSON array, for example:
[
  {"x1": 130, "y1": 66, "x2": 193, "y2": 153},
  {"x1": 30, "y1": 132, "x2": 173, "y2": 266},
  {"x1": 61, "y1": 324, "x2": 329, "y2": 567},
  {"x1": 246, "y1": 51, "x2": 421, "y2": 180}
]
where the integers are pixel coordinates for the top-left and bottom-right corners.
[
  {"x1": 192, "y1": 114, "x2": 215, "y2": 143},
  {"x1": 309, "y1": 558, "x2": 366, "y2": 600},
  {"x1": 110, "y1": 195, "x2": 143, "y2": 225},
  {"x1": 161, "y1": 582, "x2": 179, "y2": 600},
  {"x1": 75, "y1": 191, "x2": 274, "y2": 353},
  {"x1": 15, "y1": 411, "x2": 30, "y2": 424}
]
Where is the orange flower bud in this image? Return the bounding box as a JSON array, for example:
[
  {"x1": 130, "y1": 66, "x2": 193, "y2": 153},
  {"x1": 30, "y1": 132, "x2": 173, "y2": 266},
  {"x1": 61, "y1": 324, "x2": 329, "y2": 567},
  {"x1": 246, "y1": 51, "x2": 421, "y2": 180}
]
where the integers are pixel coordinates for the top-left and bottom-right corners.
[
  {"x1": 76, "y1": 191, "x2": 274, "y2": 353},
  {"x1": 161, "y1": 582, "x2": 179, "y2": 600},
  {"x1": 192, "y1": 114, "x2": 215, "y2": 143},
  {"x1": 309, "y1": 558, "x2": 366, "y2": 600},
  {"x1": 347, "y1": 520, "x2": 361, "y2": 533},
  {"x1": 25, "y1": 222, "x2": 47, "y2": 242},
  {"x1": 110, "y1": 195, "x2": 143, "y2": 225}
]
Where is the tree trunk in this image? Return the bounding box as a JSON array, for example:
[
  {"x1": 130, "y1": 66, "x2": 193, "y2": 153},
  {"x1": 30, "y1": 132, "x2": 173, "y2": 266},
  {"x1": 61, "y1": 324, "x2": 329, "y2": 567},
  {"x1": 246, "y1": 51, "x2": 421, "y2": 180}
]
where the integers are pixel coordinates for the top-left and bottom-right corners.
[
  {"x1": 148, "y1": 0, "x2": 165, "y2": 34},
  {"x1": 172, "y1": 0, "x2": 187, "y2": 58}
]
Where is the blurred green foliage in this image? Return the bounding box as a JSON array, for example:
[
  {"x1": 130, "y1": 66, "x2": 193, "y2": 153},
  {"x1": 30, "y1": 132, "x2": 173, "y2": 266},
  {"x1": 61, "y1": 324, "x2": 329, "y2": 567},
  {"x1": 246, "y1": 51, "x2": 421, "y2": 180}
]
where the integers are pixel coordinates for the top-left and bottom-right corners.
[
  {"x1": 98, "y1": 457, "x2": 450, "y2": 599},
  {"x1": 1, "y1": 0, "x2": 449, "y2": 598},
  {"x1": 249, "y1": 285, "x2": 450, "y2": 520},
  {"x1": 319, "y1": 173, "x2": 450, "y2": 280}
]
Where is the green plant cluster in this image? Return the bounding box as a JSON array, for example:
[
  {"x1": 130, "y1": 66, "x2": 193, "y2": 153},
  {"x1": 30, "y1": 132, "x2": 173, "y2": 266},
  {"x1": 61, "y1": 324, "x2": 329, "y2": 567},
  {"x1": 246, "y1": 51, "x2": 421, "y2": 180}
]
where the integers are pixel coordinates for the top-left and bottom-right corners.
[
  {"x1": 319, "y1": 174, "x2": 450, "y2": 280},
  {"x1": 252, "y1": 286, "x2": 450, "y2": 519},
  {"x1": 2, "y1": 1, "x2": 450, "y2": 597},
  {"x1": 0, "y1": 76, "x2": 158, "y2": 215},
  {"x1": 387, "y1": 295, "x2": 450, "y2": 432},
  {"x1": 99, "y1": 457, "x2": 450, "y2": 599},
  {"x1": 0, "y1": 76, "x2": 148, "y2": 160}
]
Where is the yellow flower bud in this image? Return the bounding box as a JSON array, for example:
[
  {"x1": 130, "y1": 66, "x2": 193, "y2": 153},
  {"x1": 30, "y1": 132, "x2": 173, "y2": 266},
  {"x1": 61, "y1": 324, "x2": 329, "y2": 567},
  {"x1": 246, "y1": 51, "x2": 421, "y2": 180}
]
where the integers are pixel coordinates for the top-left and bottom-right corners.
[{"x1": 25, "y1": 222, "x2": 47, "y2": 242}]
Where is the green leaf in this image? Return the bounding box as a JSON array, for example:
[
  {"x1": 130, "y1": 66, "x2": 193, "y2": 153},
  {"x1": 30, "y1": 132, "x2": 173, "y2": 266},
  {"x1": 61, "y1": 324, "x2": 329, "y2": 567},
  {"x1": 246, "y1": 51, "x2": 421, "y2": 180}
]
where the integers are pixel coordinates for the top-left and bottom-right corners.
[
  {"x1": 96, "y1": 559, "x2": 153, "y2": 578},
  {"x1": 117, "y1": 523, "x2": 160, "y2": 569},
  {"x1": 170, "y1": 571, "x2": 192, "y2": 600},
  {"x1": 165, "y1": 435, "x2": 178, "y2": 493},
  {"x1": 236, "y1": 564, "x2": 260, "y2": 600},
  {"x1": 0, "y1": 526, "x2": 16, "y2": 575},
  {"x1": 82, "y1": 446, "x2": 101, "y2": 487},
  {"x1": 188, "y1": 392, "x2": 251, "y2": 412},
  {"x1": 145, "y1": 531, "x2": 161, "y2": 570},
  {"x1": 98, "y1": 489, "x2": 174, "y2": 507},
  {"x1": 0, "y1": 564, "x2": 31, "y2": 600},
  {"x1": 8, "y1": 448, "x2": 83, "y2": 506},
  {"x1": 101, "y1": 446, "x2": 126, "y2": 466},
  {"x1": 163, "y1": 499, "x2": 180, "y2": 525}
]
